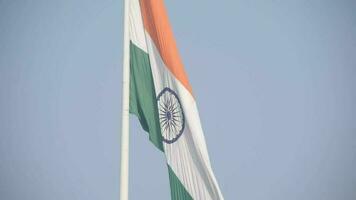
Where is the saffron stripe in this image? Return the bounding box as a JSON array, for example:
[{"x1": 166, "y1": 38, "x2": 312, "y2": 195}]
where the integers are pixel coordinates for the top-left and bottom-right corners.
[{"x1": 139, "y1": 0, "x2": 193, "y2": 95}]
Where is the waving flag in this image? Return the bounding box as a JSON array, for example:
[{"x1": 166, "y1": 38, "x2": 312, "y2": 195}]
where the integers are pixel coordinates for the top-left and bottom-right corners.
[{"x1": 128, "y1": 0, "x2": 224, "y2": 199}]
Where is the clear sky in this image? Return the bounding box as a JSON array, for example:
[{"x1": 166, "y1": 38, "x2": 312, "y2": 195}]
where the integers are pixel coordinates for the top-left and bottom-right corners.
[{"x1": 1, "y1": 0, "x2": 356, "y2": 199}]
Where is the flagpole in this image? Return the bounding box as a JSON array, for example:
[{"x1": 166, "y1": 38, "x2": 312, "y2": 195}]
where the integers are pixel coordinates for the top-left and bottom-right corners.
[{"x1": 120, "y1": 0, "x2": 130, "y2": 199}]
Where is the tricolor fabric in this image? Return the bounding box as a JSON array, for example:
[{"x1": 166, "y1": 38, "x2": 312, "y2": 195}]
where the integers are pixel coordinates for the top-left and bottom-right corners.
[{"x1": 128, "y1": 0, "x2": 224, "y2": 199}]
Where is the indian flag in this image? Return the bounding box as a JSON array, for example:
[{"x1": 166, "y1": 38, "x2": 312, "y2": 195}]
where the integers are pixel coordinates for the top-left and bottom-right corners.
[{"x1": 128, "y1": 0, "x2": 224, "y2": 199}]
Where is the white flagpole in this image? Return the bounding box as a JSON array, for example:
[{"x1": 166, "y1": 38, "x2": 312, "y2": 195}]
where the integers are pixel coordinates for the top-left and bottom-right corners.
[{"x1": 120, "y1": 0, "x2": 130, "y2": 199}]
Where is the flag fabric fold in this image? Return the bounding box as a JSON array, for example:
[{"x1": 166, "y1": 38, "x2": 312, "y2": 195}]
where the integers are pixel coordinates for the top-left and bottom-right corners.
[{"x1": 128, "y1": 0, "x2": 224, "y2": 199}]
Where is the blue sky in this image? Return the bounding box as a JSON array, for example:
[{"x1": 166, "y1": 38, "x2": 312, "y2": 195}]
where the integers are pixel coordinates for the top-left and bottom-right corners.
[{"x1": 0, "y1": 0, "x2": 355, "y2": 199}]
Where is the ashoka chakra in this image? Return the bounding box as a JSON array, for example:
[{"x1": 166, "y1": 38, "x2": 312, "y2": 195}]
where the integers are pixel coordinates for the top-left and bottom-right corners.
[{"x1": 157, "y1": 87, "x2": 185, "y2": 144}]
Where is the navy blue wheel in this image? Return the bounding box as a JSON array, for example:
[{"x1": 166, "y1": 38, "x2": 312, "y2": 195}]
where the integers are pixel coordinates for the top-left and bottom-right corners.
[{"x1": 157, "y1": 87, "x2": 185, "y2": 144}]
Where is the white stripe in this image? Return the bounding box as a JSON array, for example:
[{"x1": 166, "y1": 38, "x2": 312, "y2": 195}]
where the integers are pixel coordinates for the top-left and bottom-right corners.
[
  {"x1": 128, "y1": 0, "x2": 147, "y2": 52},
  {"x1": 145, "y1": 33, "x2": 224, "y2": 200}
]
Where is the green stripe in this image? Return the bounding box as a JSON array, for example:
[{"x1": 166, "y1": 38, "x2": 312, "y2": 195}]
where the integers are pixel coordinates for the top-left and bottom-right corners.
[
  {"x1": 129, "y1": 42, "x2": 163, "y2": 151},
  {"x1": 168, "y1": 165, "x2": 194, "y2": 200}
]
